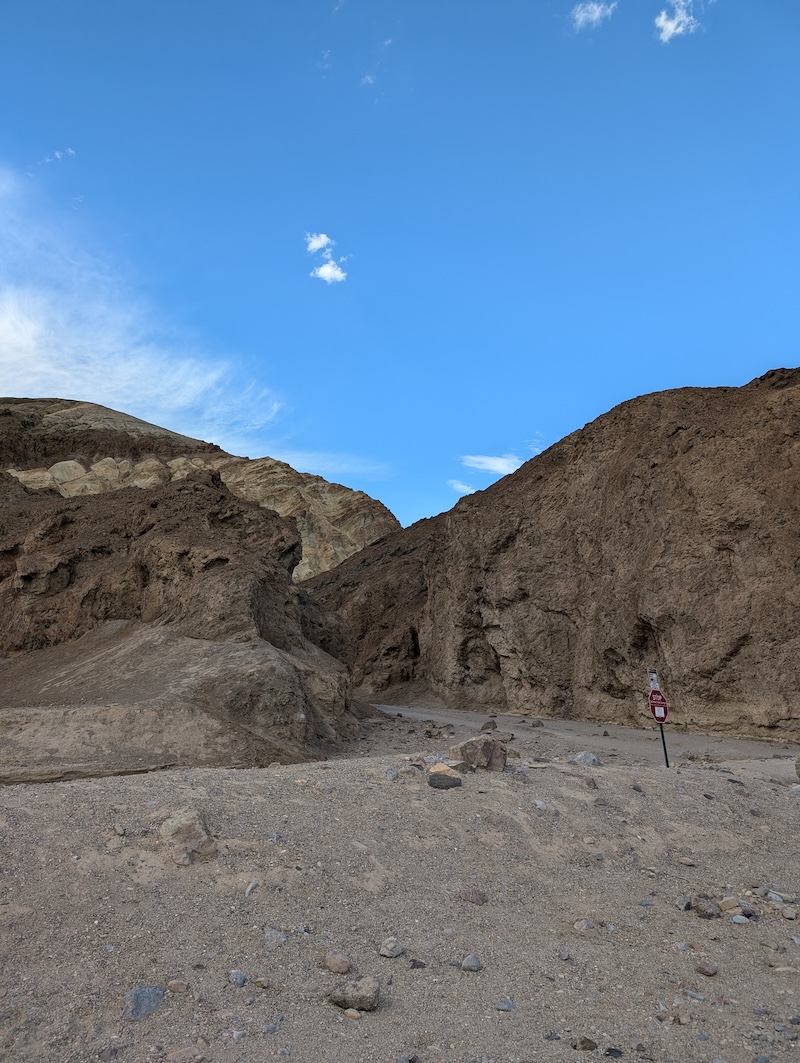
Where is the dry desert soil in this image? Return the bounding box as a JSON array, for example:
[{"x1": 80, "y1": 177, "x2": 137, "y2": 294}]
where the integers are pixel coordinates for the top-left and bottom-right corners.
[{"x1": 2, "y1": 705, "x2": 800, "y2": 1063}]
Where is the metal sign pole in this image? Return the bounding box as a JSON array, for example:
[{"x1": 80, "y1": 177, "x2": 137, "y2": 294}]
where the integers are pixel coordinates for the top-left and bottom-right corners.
[{"x1": 659, "y1": 722, "x2": 670, "y2": 768}]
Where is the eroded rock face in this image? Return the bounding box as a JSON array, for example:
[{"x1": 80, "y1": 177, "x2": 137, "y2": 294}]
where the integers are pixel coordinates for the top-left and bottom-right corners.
[
  {"x1": 0, "y1": 399, "x2": 399, "y2": 580},
  {"x1": 0, "y1": 471, "x2": 360, "y2": 781},
  {"x1": 305, "y1": 369, "x2": 800, "y2": 737}
]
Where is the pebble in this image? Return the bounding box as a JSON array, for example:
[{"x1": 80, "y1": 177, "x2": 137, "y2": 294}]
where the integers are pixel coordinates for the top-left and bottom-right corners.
[
  {"x1": 379, "y1": 936, "x2": 405, "y2": 958},
  {"x1": 572, "y1": 1036, "x2": 598, "y2": 1050},
  {"x1": 330, "y1": 975, "x2": 380, "y2": 1012},
  {"x1": 428, "y1": 770, "x2": 462, "y2": 790},
  {"x1": 228, "y1": 970, "x2": 247, "y2": 987},
  {"x1": 167, "y1": 979, "x2": 189, "y2": 994},
  {"x1": 696, "y1": 961, "x2": 718, "y2": 977},
  {"x1": 567, "y1": 752, "x2": 601, "y2": 767},
  {"x1": 731, "y1": 915, "x2": 751, "y2": 925},
  {"x1": 343, "y1": 1008, "x2": 361, "y2": 1019},
  {"x1": 324, "y1": 950, "x2": 352, "y2": 974},
  {"x1": 494, "y1": 997, "x2": 514, "y2": 1011},
  {"x1": 265, "y1": 929, "x2": 288, "y2": 947},
  {"x1": 461, "y1": 954, "x2": 482, "y2": 972},
  {"x1": 573, "y1": 918, "x2": 595, "y2": 931},
  {"x1": 459, "y1": 887, "x2": 488, "y2": 906},
  {"x1": 122, "y1": 985, "x2": 165, "y2": 1021},
  {"x1": 639, "y1": 898, "x2": 655, "y2": 907}
]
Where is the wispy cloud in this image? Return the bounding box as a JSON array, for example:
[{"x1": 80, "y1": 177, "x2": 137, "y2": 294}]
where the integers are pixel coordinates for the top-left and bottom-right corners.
[
  {"x1": 360, "y1": 74, "x2": 375, "y2": 86},
  {"x1": 461, "y1": 453, "x2": 524, "y2": 476},
  {"x1": 655, "y1": 0, "x2": 700, "y2": 43},
  {"x1": 572, "y1": 2, "x2": 618, "y2": 31},
  {"x1": 448, "y1": 479, "x2": 476, "y2": 496},
  {"x1": 0, "y1": 161, "x2": 282, "y2": 454},
  {"x1": 306, "y1": 231, "x2": 348, "y2": 283}
]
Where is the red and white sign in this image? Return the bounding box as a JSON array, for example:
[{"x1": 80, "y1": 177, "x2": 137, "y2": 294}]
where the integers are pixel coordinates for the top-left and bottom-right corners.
[{"x1": 649, "y1": 689, "x2": 668, "y2": 722}]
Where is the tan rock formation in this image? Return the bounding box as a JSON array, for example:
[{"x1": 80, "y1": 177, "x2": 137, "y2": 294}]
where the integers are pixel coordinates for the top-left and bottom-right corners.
[
  {"x1": 305, "y1": 368, "x2": 800, "y2": 737},
  {"x1": 1, "y1": 398, "x2": 399, "y2": 580},
  {"x1": 0, "y1": 470, "x2": 361, "y2": 781}
]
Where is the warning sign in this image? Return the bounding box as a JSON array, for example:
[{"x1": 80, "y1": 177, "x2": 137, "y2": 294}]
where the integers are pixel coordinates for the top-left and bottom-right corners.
[{"x1": 649, "y1": 689, "x2": 668, "y2": 722}]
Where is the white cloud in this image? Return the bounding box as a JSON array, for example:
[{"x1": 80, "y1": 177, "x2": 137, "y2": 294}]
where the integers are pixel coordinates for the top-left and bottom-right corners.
[
  {"x1": 461, "y1": 453, "x2": 524, "y2": 476},
  {"x1": 306, "y1": 231, "x2": 348, "y2": 283},
  {"x1": 655, "y1": 0, "x2": 700, "y2": 42},
  {"x1": 310, "y1": 260, "x2": 347, "y2": 284},
  {"x1": 0, "y1": 161, "x2": 283, "y2": 455},
  {"x1": 572, "y1": 2, "x2": 617, "y2": 31},
  {"x1": 448, "y1": 479, "x2": 476, "y2": 496},
  {"x1": 360, "y1": 73, "x2": 375, "y2": 86},
  {"x1": 305, "y1": 232, "x2": 332, "y2": 253}
]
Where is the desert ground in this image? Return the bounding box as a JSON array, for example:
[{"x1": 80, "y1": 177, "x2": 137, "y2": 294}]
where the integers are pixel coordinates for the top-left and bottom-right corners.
[{"x1": 2, "y1": 705, "x2": 800, "y2": 1063}]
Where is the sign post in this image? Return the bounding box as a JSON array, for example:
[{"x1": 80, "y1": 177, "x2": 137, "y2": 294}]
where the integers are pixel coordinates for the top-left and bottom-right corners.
[{"x1": 647, "y1": 669, "x2": 670, "y2": 768}]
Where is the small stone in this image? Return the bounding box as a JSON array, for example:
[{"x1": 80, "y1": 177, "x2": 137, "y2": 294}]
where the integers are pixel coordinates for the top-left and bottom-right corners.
[
  {"x1": 165, "y1": 1050, "x2": 204, "y2": 1063},
  {"x1": 265, "y1": 929, "x2": 288, "y2": 947},
  {"x1": 458, "y1": 887, "x2": 488, "y2": 906},
  {"x1": 159, "y1": 808, "x2": 216, "y2": 861},
  {"x1": 324, "y1": 950, "x2": 352, "y2": 974},
  {"x1": 232, "y1": 1030, "x2": 245, "y2": 1042},
  {"x1": 675, "y1": 895, "x2": 693, "y2": 911},
  {"x1": 696, "y1": 962, "x2": 718, "y2": 977},
  {"x1": 379, "y1": 936, "x2": 405, "y2": 958},
  {"x1": 330, "y1": 975, "x2": 380, "y2": 1012},
  {"x1": 719, "y1": 897, "x2": 740, "y2": 912},
  {"x1": 228, "y1": 970, "x2": 247, "y2": 987},
  {"x1": 343, "y1": 1007, "x2": 362, "y2": 1019},
  {"x1": 383, "y1": 765, "x2": 399, "y2": 782},
  {"x1": 559, "y1": 950, "x2": 573, "y2": 962},
  {"x1": 731, "y1": 914, "x2": 751, "y2": 924},
  {"x1": 494, "y1": 997, "x2": 514, "y2": 1011},
  {"x1": 480, "y1": 718, "x2": 498, "y2": 731},
  {"x1": 679, "y1": 857, "x2": 697, "y2": 867},
  {"x1": 122, "y1": 985, "x2": 165, "y2": 1021},
  {"x1": 693, "y1": 898, "x2": 722, "y2": 919},
  {"x1": 783, "y1": 907, "x2": 798, "y2": 920},
  {"x1": 572, "y1": 1036, "x2": 599, "y2": 1050},
  {"x1": 461, "y1": 954, "x2": 482, "y2": 972},
  {"x1": 567, "y1": 752, "x2": 601, "y2": 767},
  {"x1": 428, "y1": 769, "x2": 462, "y2": 789},
  {"x1": 573, "y1": 918, "x2": 595, "y2": 931},
  {"x1": 449, "y1": 735, "x2": 507, "y2": 772},
  {"x1": 639, "y1": 898, "x2": 655, "y2": 907},
  {"x1": 604, "y1": 1051, "x2": 623, "y2": 1059}
]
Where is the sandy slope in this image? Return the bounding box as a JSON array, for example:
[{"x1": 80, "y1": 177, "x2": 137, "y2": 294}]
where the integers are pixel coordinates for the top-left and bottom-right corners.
[{"x1": 2, "y1": 709, "x2": 800, "y2": 1063}]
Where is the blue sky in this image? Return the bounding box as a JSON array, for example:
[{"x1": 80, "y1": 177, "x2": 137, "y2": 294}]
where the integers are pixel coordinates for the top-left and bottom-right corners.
[{"x1": 0, "y1": 0, "x2": 797, "y2": 526}]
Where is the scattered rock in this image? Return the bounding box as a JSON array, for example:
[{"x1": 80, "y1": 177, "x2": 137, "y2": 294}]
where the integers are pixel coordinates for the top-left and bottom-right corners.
[
  {"x1": 572, "y1": 1036, "x2": 599, "y2": 1050},
  {"x1": 122, "y1": 985, "x2": 165, "y2": 1021},
  {"x1": 461, "y1": 954, "x2": 482, "y2": 972},
  {"x1": 494, "y1": 997, "x2": 514, "y2": 1011},
  {"x1": 573, "y1": 918, "x2": 595, "y2": 931},
  {"x1": 458, "y1": 887, "x2": 488, "y2": 906},
  {"x1": 158, "y1": 808, "x2": 216, "y2": 864},
  {"x1": 693, "y1": 897, "x2": 723, "y2": 919},
  {"x1": 167, "y1": 979, "x2": 189, "y2": 994},
  {"x1": 324, "y1": 950, "x2": 352, "y2": 974},
  {"x1": 330, "y1": 975, "x2": 380, "y2": 1012},
  {"x1": 379, "y1": 936, "x2": 405, "y2": 958},
  {"x1": 228, "y1": 970, "x2": 247, "y2": 987},
  {"x1": 343, "y1": 1007, "x2": 362, "y2": 1019},
  {"x1": 428, "y1": 764, "x2": 463, "y2": 789},
  {"x1": 480, "y1": 718, "x2": 497, "y2": 731},
  {"x1": 448, "y1": 735, "x2": 507, "y2": 772},
  {"x1": 696, "y1": 962, "x2": 718, "y2": 977},
  {"x1": 567, "y1": 752, "x2": 601, "y2": 767}
]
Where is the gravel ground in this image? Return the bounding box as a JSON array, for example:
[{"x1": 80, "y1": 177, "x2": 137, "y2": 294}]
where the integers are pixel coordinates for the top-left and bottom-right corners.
[{"x1": 2, "y1": 708, "x2": 800, "y2": 1063}]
